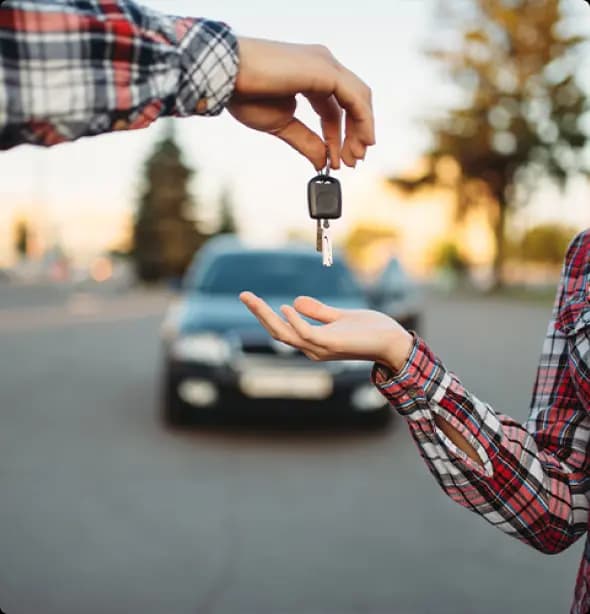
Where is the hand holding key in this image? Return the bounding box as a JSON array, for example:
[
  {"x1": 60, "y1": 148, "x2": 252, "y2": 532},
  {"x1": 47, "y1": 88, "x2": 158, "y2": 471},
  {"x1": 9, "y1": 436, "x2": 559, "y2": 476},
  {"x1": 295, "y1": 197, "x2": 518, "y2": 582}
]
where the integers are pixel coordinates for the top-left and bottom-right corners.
[
  {"x1": 229, "y1": 38, "x2": 375, "y2": 170},
  {"x1": 239, "y1": 294, "x2": 414, "y2": 371}
]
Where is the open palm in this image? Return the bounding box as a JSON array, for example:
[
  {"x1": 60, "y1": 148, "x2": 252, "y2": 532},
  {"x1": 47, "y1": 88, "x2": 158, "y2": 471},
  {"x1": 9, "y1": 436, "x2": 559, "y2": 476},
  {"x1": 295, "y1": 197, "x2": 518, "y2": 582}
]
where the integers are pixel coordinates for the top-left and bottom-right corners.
[{"x1": 239, "y1": 292, "x2": 412, "y2": 370}]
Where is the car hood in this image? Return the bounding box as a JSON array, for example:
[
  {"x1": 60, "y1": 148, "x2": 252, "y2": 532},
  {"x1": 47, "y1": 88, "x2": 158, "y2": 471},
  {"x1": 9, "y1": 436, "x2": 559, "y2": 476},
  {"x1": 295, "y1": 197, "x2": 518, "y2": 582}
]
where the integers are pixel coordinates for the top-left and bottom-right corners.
[{"x1": 176, "y1": 293, "x2": 368, "y2": 336}]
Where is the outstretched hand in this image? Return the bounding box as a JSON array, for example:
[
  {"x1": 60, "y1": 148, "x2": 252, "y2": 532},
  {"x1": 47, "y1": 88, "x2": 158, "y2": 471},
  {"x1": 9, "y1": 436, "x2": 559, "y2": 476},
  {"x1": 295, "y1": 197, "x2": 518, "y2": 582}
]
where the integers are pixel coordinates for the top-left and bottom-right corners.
[
  {"x1": 239, "y1": 292, "x2": 413, "y2": 371},
  {"x1": 230, "y1": 38, "x2": 375, "y2": 171}
]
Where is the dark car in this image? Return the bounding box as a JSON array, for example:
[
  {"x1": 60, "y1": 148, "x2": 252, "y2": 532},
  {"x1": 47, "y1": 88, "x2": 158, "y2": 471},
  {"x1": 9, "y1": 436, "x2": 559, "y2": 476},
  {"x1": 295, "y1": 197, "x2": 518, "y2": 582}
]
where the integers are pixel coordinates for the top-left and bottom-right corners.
[{"x1": 160, "y1": 237, "x2": 389, "y2": 426}]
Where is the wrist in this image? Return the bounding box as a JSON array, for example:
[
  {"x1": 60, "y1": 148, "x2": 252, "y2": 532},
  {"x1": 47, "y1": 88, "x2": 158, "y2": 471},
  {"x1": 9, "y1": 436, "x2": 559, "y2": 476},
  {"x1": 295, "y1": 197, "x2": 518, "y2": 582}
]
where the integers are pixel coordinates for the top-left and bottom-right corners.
[
  {"x1": 378, "y1": 328, "x2": 414, "y2": 373},
  {"x1": 232, "y1": 37, "x2": 285, "y2": 98},
  {"x1": 233, "y1": 37, "x2": 252, "y2": 97}
]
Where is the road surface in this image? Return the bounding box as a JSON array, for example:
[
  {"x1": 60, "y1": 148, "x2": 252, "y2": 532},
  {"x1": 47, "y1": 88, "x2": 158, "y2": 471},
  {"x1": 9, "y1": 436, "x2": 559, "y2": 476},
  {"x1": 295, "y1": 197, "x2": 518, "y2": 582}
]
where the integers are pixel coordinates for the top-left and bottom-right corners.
[{"x1": 0, "y1": 284, "x2": 581, "y2": 613}]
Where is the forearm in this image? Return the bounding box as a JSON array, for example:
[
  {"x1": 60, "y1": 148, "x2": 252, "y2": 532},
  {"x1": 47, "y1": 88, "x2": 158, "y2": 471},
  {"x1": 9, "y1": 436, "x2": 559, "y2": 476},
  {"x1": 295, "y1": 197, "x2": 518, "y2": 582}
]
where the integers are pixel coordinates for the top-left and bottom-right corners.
[
  {"x1": 0, "y1": 0, "x2": 238, "y2": 149},
  {"x1": 380, "y1": 333, "x2": 482, "y2": 465},
  {"x1": 373, "y1": 335, "x2": 590, "y2": 554},
  {"x1": 433, "y1": 413, "x2": 482, "y2": 464}
]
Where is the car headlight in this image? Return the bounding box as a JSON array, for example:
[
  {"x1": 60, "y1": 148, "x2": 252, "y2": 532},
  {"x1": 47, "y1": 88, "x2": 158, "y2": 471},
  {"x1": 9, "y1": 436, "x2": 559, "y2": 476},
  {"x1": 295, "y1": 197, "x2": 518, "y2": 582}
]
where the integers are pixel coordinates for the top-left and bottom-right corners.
[{"x1": 171, "y1": 334, "x2": 230, "y2": 365}]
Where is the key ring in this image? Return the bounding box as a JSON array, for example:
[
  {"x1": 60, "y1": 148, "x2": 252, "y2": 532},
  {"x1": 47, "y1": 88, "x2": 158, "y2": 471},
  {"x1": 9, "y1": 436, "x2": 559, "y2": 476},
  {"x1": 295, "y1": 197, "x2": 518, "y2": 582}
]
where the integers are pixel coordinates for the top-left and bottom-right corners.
[{"x1": 321, "y1": 152, "x2": 331, "y2": 177}]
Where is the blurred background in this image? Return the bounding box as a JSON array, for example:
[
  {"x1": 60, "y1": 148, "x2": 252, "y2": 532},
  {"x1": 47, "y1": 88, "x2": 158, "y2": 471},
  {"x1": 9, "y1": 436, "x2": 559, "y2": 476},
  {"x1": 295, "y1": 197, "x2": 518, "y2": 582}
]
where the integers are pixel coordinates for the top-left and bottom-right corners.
[{"x1": 1, "y1": 0, "x2": 590, "y2": 612}]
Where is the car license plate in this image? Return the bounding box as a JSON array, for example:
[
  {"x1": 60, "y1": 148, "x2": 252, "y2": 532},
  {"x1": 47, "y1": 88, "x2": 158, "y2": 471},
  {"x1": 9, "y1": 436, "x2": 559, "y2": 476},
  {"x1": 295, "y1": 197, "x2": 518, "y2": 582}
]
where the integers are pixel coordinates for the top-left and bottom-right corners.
[{"x1": 239, "y1": 368, "x2": 333, "y2": 400}]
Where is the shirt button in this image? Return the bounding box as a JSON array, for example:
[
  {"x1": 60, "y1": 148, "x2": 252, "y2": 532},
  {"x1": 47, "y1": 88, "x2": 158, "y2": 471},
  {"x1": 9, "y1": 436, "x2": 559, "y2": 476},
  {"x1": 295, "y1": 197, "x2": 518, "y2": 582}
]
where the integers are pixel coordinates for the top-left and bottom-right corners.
[
  {"x1": 113, "y1": 119, "x2": 128, "y2": 131},
  {"x1": 195, "y1": 98, "x2": 208, "y2": 114}
]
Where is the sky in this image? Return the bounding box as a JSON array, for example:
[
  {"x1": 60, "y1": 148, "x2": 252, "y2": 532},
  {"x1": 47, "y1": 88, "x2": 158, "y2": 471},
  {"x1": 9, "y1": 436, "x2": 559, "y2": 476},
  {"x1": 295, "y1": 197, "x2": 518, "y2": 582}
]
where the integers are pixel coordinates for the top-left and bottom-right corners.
[{"x1": 0, "y1": 0, "x2": 589, "y2": 263}]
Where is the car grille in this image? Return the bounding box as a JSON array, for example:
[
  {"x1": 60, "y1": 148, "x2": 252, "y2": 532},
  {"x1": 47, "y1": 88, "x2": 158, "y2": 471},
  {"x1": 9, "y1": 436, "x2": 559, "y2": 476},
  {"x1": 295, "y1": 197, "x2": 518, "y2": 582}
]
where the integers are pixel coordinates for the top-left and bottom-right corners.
[{"x1": 240, "y1": 340, "x2": 304, "y2": 358}]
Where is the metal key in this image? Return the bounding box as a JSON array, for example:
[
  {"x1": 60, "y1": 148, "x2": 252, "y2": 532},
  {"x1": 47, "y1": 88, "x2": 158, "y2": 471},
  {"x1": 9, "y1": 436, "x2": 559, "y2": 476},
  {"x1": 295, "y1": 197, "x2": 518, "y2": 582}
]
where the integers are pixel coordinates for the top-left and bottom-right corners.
[
  {"x1": 316, "y1": 220, "x2": 323, "y2": 252},
  {"x1": 321, "y1": 220, "x2": 333, "y2": 267},
  {"x1": 308, "y1": 162, "x2": 341, "y2": 267}
]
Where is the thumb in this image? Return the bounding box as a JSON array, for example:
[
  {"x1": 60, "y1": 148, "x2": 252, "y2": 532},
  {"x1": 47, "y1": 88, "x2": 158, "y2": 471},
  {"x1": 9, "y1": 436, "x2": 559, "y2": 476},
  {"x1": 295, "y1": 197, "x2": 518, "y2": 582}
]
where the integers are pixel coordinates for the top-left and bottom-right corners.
[{"x1": 293, "y1": 296, "x2": 342, "y2": 323}]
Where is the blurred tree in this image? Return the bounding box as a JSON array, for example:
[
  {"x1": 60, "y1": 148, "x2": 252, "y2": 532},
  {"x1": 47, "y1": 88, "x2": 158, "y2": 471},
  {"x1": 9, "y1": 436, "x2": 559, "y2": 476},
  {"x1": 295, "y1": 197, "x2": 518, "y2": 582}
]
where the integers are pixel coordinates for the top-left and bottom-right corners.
[
  {"x1": 216, "y1": 187, "x2": 238, "y2": 235},
  {"x1": 286, "y1": 228, "x2": 312, "y2": 243},
  {"x1": 14, "y1": 219, "x2": 29, "y2": 259},
  {"x1": 390, "y1": 0, "x2": 589, "y2": 286},
  {"x1": 519, "y1": 223, "x2": 578, "y2": 264},
  {"x1": 133, "y1": 122, "x2": 204, "y2": 282},
  {"x1": 343, "y1": 221, "x2": 398, "y2": 273},
  {"x1": 432, "y1": 240, "x2": 469, "y2": 273},
  {"x1": 108, "y1": 248, "x2": 132, "y2": 261}
]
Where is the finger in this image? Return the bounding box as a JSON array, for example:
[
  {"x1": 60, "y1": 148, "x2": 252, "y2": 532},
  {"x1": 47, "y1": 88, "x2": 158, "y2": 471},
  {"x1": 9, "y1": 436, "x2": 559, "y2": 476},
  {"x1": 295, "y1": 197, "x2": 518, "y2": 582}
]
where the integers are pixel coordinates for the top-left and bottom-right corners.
[
  {"x1": 341, "y1": 115, "x2": 367, "y2": 166},
  {"x1": 340, "y1": 139, "x2": 356, "y2": 167},
  {"x1": 304, "y1": 59, "x2": 374, "y2": 161},
  {"x1": 347, "y1": 134, "x2": 367, "y2": 159},
  {"x1": 303, "y1": 349, "x2": 322, "y2": 361},
  {"x1": 240, "y1": 291, "x2": 296, "y2": 341},
  {"x1": 331, "y1": 67, "x2": 375, "y2": 148},
  {"x1": 240, "y1": 292, "x2": 320, "y2": 352},
  {"x1": 292, "y1": 296, "x2": 342, "y2": 324},
  {"x1": 307, "y1": 94, "x2": 342, "y2": 170},
  {"x1": 281, "y1": 304, "x2": 327, "y2": 347},
  {"x1": 239, "y1": 291, "x2": 289, "y2": 339},
  {"x1": 341, "y1": 139, "x2": 366, "y2": 167},
  {"x1": 271, "y1": 117, "x2": 327, "y2": 170}
]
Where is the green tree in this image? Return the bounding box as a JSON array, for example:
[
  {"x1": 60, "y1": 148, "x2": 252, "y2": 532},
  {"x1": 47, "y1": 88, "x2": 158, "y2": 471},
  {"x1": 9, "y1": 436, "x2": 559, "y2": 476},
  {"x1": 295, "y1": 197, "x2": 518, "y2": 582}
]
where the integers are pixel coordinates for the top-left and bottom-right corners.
[
  {"x1": 519, "y1": 223, "x2": 578, "y2": 264},
  {"x1": 133, "y1": 122, "x2": 204, "y2": 282},
  {"x1": 14, "y1": 219, "x2": 29, "y2": 259},
  {"x1": 216, "y1": 187, "x2": 238, "y2": 235},
  {"x1": 432, "y1": 240, "x2": 469, "y2": 273},
  {"x1": 390, "y1": 0, "x2": 589, "y2": 286}
]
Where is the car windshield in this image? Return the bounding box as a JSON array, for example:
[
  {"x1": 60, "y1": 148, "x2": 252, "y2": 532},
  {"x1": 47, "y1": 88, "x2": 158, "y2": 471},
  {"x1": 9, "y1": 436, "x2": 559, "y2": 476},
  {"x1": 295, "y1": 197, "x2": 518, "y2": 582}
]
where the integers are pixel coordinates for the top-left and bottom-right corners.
[{"x1": 189, "y1": 252, "x2": 362, "y2": 298}]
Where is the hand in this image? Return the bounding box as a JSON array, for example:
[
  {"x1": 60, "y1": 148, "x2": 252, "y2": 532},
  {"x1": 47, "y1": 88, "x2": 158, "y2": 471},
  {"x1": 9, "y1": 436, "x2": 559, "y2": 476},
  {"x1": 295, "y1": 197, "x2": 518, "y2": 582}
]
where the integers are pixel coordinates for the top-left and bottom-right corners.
[
  {"x1": 229, "y1": 37, "x2": 375, "y2": 171},
  {"x1": 239, "y1": 293, "x2": 413, "y2": 371}
]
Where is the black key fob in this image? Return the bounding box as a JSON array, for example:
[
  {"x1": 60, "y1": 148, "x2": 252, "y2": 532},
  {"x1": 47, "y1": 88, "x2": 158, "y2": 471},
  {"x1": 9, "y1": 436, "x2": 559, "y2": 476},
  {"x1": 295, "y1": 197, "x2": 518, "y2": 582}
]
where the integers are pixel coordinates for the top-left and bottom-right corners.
[{"x1": 307, "y1": 175, "x2": 342, "y2": 220}]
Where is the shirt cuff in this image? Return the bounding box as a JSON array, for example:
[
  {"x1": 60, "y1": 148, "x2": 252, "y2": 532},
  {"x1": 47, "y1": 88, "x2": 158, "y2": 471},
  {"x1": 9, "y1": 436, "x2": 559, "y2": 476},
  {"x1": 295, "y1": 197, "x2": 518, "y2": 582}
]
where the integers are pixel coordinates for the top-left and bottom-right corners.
[
  {"x1": 174, "y1": 18, "x2": 239, "y2": 116},
  {"x1": 371, "y1": 334, "x2": 444, "y2": 414}
]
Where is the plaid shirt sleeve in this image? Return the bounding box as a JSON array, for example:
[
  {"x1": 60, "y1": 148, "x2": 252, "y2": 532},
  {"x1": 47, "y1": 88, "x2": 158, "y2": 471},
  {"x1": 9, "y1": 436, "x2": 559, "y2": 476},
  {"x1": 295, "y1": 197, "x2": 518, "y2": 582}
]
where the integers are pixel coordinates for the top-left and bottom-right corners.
[
  {"x1": 372, "y1": 230, "x2": 590, "y2": 556},
  {"x1": 0, "y1": 0, "x2": 239, "y2": 149}
]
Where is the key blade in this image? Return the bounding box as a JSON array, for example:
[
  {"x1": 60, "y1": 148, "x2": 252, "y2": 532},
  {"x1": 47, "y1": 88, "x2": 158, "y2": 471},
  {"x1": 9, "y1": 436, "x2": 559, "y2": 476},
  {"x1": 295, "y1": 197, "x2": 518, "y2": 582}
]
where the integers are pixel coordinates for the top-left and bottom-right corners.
[
  {"x1": 322, "y1": 228, "x2": 333, "y2": 267},
  {"x1": 316, "y1": 220, "x2": 322, "y2": 252}
]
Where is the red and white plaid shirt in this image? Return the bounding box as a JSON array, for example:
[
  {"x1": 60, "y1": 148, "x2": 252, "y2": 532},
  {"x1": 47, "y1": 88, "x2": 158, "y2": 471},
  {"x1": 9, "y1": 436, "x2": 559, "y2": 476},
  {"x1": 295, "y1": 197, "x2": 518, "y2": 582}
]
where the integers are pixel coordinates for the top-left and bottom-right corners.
[
  {"x1": 372, "y1": 230, "x2": 590, "y2": 614},
  {"x1": 0, "y1": 0, "x2": 238, "y2": 150}
]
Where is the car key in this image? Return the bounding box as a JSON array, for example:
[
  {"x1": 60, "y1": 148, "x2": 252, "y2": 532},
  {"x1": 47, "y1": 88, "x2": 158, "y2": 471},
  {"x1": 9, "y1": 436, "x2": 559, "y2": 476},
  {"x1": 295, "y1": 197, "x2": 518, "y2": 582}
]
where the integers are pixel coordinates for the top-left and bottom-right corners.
[
  {"x1": 307, "y1": 162, "x2": 342, "y2": 267},
  {"x1": 321, "y1": 220, "x2": 333, "y2": 267}
]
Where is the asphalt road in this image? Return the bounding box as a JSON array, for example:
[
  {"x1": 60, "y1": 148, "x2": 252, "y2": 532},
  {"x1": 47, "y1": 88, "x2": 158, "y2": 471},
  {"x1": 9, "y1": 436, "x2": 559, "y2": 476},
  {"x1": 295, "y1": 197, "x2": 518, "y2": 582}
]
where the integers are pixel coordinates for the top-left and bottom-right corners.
[{"x1": 0, "y1": 283, "x2": 582, "y2": 614}]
